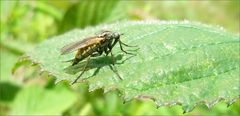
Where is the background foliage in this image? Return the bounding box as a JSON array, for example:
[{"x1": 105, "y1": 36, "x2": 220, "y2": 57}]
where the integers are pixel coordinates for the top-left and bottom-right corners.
[{"x1": 0, "y1": 0, "x2": 239, "y2": 115}]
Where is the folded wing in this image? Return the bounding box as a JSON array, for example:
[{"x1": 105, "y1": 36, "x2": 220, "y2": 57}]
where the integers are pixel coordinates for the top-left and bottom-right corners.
[{"x1": 60, "y1": 37, "x2": 104, "y2": 55}]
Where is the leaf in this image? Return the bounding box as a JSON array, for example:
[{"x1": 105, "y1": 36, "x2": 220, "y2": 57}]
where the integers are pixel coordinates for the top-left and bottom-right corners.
[
  {"x1": 0, "y1": 82, "x2": 20, "y2": 104},
  {"x1": 20, "y1": 21, "x2": 239, "y2": 113},
  {"x1": 0, "y1": 39, "x2": 34, "y2": 55},
  {"x1": 0, "y1": 0, "x2": 17, "y2": 22},
  {"x1": 0, "y1": 50, "x2": 19, "y2": 82},
  {"x1": 10, "y1": 84, "x2": 77, "y2": 115},
  {"x1": 58, "y1": 0, "x2": 128, "y2": 33}
]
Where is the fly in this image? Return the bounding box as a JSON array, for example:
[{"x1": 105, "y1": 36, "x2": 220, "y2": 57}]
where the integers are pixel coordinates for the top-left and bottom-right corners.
[{"x1": 60, "y1": 31, "x2": 137, "y2": 84}]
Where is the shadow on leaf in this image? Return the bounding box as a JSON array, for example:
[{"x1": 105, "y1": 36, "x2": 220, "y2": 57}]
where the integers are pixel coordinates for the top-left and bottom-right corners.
[{"x1": 63, "y1": 54, "x2": 135, "y2": 75}]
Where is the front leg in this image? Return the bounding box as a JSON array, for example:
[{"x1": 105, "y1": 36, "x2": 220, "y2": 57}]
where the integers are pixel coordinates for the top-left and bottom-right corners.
[
  {"x1": 110, "y1": 50, "x2": 115, "y2": 65},
  {"x1": 102, "y1": 46, "x2": 115, "y2": 65},
  {"x1": 119, "y1": 42, "x2": 135, "y2": 55},
  {"x1": 104, "y1": 46, "x2": 110, "y2": 56}
]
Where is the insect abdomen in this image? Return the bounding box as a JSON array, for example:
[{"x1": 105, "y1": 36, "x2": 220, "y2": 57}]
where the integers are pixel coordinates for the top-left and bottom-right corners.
[
  {"x1": 72, "y1": 44, "x2": 99, "y2": 66},
  {"x1": 71, "y1": 49, "x2": 82, "y2": 66}
]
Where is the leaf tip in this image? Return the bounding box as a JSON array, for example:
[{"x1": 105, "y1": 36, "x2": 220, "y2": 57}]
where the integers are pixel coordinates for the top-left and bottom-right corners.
[{"x1": 12, "y1": 55, "x2": 31, "y2": 74}]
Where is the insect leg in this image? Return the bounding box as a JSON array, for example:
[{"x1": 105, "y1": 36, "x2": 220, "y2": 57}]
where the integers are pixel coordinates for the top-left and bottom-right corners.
[
  {"x1": 119, "y1": 40, "x2": 138, "y2": 47},
  {"x1": 71, "y1": 56, "x2": 91, "y2": 84},
  {"x1": 110, "y1": 50, "x2": 115, "y2": 65},
  {"x1": 72, "y1": 49, "x2": 83, "y2": 66},
  {"x1": 109, "y1": 51, "x2": 123, "y2": 80},
  {"x1": 72, "y1": 58, "x2": 81, "y2": 66},
  {"x1": 119, "y1": 42, "x2": 135, "y2": 55},
  {"x1": 109, "y1": 65, "x2": 123, "y2": 80},
  {"x1": 105, "y1": 38, "x2": 119, "y2": 55},
  {"x1": 104, "y1": 38, "x2": 118, "y2": 56},
  {"x1": 104, "y1": 43, "x2": 123, "y2": 80},
  {"x1": 104, "y1": 47, "x2": 110, "y2": 56}
]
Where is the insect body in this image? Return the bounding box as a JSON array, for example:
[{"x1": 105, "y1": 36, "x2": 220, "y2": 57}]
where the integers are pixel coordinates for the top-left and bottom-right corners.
[{"x1": 61, "y1": 31, "x2": 136, "y2": 84}]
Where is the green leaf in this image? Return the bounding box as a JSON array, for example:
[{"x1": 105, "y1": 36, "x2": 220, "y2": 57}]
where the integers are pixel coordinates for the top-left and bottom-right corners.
[
  {"x1": 58, "y1": 0, "x2": 127, "y2": 33},
  {"x1": 21, "y1": 21, "x2": 239, "y2": 113},
  {"x1": 0, "y1": 50, "x2": 19, "y2": 82},
  {"x1": 10, "y1": 84, "x2": 77, "y2": 115},
  {"x1": 0, "y1": 82, "x2": 20, "y2": 104}
]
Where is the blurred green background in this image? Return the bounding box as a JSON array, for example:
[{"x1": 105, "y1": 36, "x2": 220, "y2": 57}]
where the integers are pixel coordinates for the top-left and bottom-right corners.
[{"x1": 0, "y1": 0, "x2": 239, "y2": 115}]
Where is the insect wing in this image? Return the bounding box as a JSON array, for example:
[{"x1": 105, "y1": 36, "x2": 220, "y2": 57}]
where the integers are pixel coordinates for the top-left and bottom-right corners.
[{"x1": 60, "y1": 37, "x2": 105, "y2": 55}]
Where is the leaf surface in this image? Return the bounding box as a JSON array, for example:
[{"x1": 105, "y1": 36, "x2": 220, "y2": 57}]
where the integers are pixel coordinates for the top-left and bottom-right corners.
[
  {"x1": 23, "y1": 21, "x2": 240, "y2": 113},
  {"x1": 10, "y1": 84, "x2": 77, "y2": 115}
]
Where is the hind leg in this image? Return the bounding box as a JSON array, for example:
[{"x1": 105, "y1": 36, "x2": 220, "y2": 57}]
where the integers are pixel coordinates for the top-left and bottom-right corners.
[{"x1": 71, "y1": 56, "x2": 91, "y2": 84}]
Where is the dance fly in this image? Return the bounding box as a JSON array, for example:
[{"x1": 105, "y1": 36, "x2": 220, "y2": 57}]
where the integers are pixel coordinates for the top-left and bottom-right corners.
[{"x1": 60, "y1": 31, "x2": 136, "y2": 84}]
